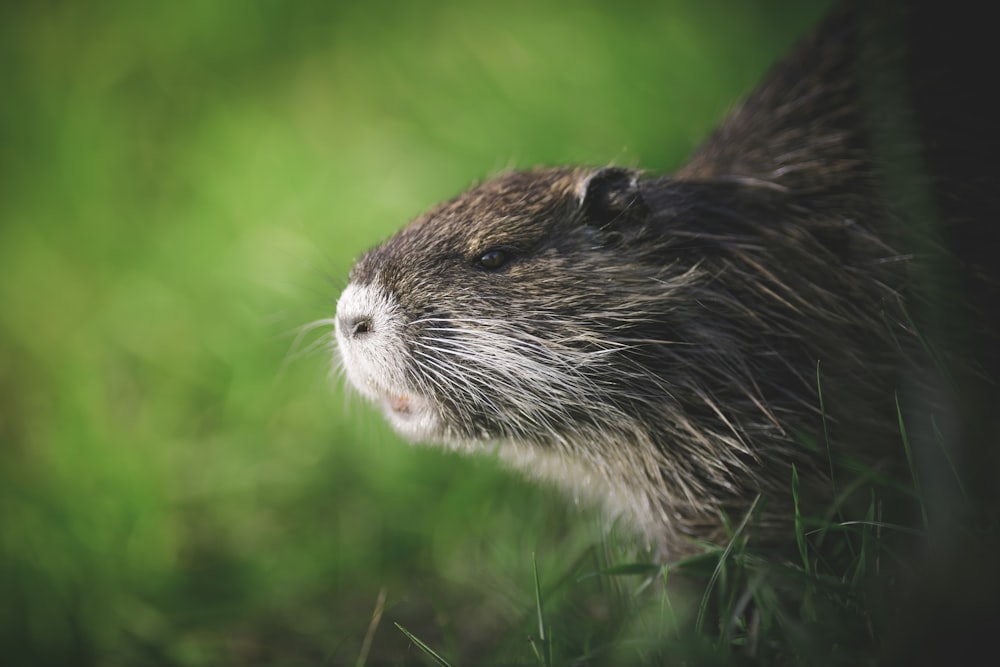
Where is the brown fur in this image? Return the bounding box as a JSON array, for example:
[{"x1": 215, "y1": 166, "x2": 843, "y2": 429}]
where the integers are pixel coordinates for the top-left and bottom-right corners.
[{"x1": 335, "y1": 1, "x2": 999, "y2": 556}]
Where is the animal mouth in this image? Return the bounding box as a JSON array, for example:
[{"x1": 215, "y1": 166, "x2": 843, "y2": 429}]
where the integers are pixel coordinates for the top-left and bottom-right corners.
[
  {"x1": 386, "y1": 393, "x2": 413, "y2": 415},
  {"x1": 379, "y1": 388, "x2": 429, "y2": 423},
  {"x1": 374, "y1": 387, "x2": 438, "y2": 440},
  {"x1": 357, "y1": 375, "x2": 417, "y2": 417}
]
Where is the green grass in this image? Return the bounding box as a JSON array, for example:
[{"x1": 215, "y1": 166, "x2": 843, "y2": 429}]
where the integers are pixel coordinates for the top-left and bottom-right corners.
[{"x1": 11, "y1": 0, "x2": 984, "y2": 665}]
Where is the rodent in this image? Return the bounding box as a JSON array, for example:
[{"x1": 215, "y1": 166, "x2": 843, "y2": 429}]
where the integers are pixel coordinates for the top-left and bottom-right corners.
[{"x1": 332, "y1": 1, "x2": 1000, "y2": 556}]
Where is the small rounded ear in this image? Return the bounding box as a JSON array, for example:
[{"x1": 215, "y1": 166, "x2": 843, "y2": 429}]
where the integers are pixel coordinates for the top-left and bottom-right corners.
[{"x1": 576, "y1": 167, "x2": 647, "y2": 225}]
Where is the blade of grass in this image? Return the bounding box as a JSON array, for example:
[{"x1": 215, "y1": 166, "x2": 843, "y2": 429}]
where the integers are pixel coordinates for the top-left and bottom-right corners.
[
  {"x1": 723, "y1": 569, "x2": 765, "y2": 648},
  {"x1": 816, "y1": 360, "x2": 837, "y2": 497},
  {"x1": 850, "y1": 491, "x2": 876, "y2": 587},
  {"x1": 531, "y1": 551, "x2": 552, "y2": 667},
  {"x1": 895, "y1": 392, "x2": 928, "y2": 528},
  {"x1": 394, "y1": 623, "x2": 453, "y2": 667},
  {"x1": 658, "y1": 564, "x2": 679, "y2": 639},
  {"x1": 695, "y1": 494, "x2": 762, "y2": 634},
  {"x1": 576, "y1": 562, "x2": 661, "y2": 581},
  {"x1": 792, "y1": 464, "x2": 811, "y2": 577},
  {"x1": 931, "y1": 414, "x2": 970, "y2": 504},
  {"x1": 355, "y1": 586, "x2": 387, "y2": 667}
]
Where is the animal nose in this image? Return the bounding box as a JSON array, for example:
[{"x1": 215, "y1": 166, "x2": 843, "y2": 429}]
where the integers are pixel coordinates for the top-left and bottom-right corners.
[{"x1": 340, "y1": 314, "x2": 373, "y2": 339}]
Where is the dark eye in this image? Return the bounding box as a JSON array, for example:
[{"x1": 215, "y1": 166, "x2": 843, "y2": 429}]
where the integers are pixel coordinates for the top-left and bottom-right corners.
[{"x1": 477, "y1": 249, "x2": 508, "y2": 270}]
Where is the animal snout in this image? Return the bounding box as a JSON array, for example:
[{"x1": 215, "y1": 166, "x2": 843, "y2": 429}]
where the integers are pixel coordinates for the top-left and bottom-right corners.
[{"x1": 339, "y1": 314, "x2": 373, "y2": 339}]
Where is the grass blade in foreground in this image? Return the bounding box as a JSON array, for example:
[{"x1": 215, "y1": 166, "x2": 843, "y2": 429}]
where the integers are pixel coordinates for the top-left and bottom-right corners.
[
  {"x1": 531, "y1": 551, "x2": 552, "y2": 667},
  {"x1": 394, "y1": 623, "x2": 453, "y2": 667}
]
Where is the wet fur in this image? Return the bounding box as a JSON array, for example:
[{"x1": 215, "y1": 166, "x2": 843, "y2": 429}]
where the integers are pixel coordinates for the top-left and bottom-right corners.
[{"x1": 336, "y1": 1, "x2": 999, "y2": 555}]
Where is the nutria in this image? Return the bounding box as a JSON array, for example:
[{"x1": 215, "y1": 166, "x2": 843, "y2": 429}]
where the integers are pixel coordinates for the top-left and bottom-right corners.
[{"x1": 332, "y1": 0, "x2": 999, "y2": 556}]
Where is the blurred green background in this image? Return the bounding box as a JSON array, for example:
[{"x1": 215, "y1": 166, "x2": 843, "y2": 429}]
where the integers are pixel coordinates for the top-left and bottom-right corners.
[{"x1": 1, "y1": 1, "x2": 829, "y2": 664}]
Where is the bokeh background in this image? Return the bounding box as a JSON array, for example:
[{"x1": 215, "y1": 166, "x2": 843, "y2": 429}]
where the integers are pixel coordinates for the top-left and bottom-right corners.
[{"x1": 1, "y1": 1, "x2": 830, "y2": 664}]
